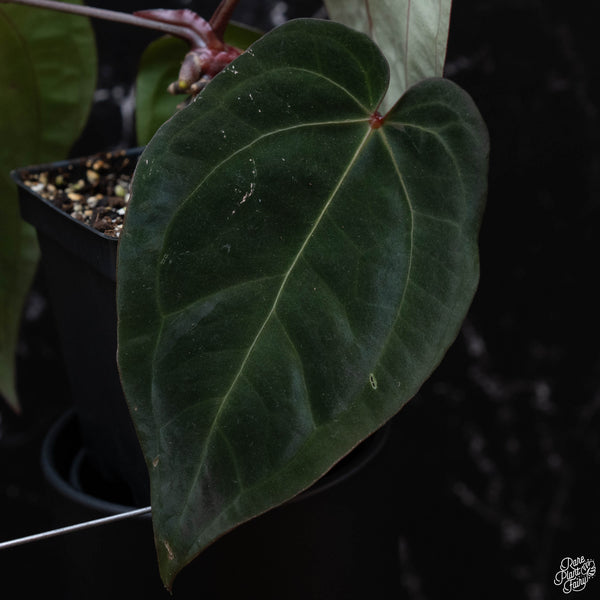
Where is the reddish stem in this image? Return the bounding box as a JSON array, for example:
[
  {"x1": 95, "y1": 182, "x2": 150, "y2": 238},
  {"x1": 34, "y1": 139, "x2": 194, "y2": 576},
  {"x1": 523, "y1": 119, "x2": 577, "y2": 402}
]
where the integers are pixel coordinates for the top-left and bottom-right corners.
[
  {"x1": 209, "y1": 0, "x2": 241, "y2": 42},
  {"x1": 0, "y1": 0, "x2": 206, "y2": 47}
]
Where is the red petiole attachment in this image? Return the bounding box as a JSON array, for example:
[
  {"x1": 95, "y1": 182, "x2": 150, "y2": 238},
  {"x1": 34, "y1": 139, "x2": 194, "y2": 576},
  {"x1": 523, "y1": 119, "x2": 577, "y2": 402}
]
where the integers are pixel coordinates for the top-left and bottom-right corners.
[
  {"x1": 134, "y1": 2, "x2": 242, "y2": 96},
  {"x1": 369, "y1": 111, "x2": 385, "y2": 129}
]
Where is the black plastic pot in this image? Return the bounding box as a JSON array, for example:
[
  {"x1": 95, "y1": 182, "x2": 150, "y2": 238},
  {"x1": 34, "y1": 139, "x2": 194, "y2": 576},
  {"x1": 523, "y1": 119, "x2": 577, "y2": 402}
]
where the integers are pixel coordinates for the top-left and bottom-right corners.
[
  {"x1": 15, "y1": 149, "x2": 404, "y2": 598},
  {"x1": 42, "y1": 409, "x2": 398, "y2": 600},
  {"x1": 12, "y1": 149, "x2": 148, "y2": 506}
]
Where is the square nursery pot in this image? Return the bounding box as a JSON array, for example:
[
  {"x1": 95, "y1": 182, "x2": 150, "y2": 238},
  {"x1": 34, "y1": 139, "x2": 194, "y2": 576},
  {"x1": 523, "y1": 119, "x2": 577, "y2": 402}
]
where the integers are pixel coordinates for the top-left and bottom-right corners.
[
  {"x1": 12, "y1": 148, "x2": 149, "y2": 506},
  {"x1": 13, "y1": 149, "x2": 403, "y2": 598}
]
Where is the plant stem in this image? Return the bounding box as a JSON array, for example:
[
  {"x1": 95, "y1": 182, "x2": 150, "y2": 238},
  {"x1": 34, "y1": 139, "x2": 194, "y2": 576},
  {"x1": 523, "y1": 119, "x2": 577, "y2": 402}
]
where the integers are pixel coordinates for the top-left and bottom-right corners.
[
  {"x1": 0, "y1": 0, "x2": 206, "y2": 47},
  {"x1": 209, "y1": 0, "x2": 241, "y2": 41}
]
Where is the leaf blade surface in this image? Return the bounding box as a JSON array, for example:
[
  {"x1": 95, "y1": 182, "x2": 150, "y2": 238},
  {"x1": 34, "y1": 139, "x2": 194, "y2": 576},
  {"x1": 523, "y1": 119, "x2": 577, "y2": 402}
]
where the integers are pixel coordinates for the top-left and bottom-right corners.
[
  {"x1": 0, "y1": 1, "x2": 96, "y2": 410},
  {"x1": 117, "y1": 18, "x2": 487, "y2": 587}
]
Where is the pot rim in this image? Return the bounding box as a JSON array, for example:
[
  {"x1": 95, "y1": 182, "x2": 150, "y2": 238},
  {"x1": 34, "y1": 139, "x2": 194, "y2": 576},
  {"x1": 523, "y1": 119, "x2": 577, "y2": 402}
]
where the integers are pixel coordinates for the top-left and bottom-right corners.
[
  {"x1": 11, "y1": 147, "x2": 144, "y2": 243},
  {"x1": 42, "y1": 409, "x2": 390, "y2": 515},
  {"x1": 41, "y1": 410, "x2": 137, "y2": 515}
]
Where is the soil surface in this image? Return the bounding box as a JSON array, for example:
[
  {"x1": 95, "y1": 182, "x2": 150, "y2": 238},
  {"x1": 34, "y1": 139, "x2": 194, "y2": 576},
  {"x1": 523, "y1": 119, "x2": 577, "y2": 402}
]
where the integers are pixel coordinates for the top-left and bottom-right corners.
[{"x1": 18, "y1": 150, "x2": 134, "y2": 238}]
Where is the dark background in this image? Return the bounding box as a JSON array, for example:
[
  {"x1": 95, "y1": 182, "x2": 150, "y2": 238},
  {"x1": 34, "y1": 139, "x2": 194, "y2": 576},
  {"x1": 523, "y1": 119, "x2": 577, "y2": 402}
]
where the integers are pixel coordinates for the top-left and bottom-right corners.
[{"x1": 1, "y1": 1, "x2": 598, "y2": 598}]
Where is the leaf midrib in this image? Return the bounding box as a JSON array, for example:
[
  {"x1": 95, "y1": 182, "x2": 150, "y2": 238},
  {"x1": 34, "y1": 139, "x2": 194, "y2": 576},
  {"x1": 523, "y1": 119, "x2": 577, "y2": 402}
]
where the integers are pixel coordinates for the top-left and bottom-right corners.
[
  {"x1": 155, "y1": 117, "x2": 371, "y2": 310},
  {"x1": 178, "y1": 122, "x2": 376, "y2": 527}
]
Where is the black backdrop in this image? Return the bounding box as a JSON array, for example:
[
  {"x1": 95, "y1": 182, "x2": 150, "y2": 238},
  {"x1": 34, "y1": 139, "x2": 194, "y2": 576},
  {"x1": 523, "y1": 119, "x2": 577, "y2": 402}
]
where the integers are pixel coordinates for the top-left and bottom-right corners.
[{"x1": 1, "y1": 1, "x2": 598, "y2": 598}]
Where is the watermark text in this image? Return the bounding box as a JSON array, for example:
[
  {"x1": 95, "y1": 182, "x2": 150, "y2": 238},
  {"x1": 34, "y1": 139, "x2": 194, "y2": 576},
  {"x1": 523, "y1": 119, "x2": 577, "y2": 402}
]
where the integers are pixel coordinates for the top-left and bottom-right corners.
[{"x1": 554, "y1": 556, "x2": 596, "y2": 594}]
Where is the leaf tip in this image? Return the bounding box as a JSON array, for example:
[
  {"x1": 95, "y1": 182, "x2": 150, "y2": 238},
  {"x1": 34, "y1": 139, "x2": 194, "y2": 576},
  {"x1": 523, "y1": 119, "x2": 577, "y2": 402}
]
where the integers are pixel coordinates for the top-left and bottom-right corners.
[
  {"x1": 1, "y1": 384, "x2": 21, "y2": 414},
  {"x1": 159, "y1": 539, "x2": 178, "y2": 591}
]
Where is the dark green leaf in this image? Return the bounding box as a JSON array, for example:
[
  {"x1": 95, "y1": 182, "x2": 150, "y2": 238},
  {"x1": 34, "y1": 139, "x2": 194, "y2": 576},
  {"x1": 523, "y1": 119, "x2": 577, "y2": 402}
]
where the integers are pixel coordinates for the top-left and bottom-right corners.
[
  {"x1": 0, "y1": 1, "x2": 96, "y2": 410},
  {"x1": 118, "y1": 18, "x2": 488, "y2": 588},
  {"x1": 136, "y1": 36, "x2": 187, "y2": 145},
  {"x1": 223, "y1": 21, "x2": 263, "y2": 49}
]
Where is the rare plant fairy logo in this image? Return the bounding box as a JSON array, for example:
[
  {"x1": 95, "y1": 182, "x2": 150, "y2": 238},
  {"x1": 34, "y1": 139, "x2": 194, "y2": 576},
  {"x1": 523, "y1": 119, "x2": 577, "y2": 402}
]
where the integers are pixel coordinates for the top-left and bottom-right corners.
[{"x1": 554, "y1": 556, "x2": 596, "y2": 594}]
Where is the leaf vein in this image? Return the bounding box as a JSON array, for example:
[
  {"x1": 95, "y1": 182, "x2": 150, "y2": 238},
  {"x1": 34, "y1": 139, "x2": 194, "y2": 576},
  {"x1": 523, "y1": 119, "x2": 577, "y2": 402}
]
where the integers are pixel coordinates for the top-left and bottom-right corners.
[{"x1": 177, "y1": 123, "x2": 375, "y2": 527}]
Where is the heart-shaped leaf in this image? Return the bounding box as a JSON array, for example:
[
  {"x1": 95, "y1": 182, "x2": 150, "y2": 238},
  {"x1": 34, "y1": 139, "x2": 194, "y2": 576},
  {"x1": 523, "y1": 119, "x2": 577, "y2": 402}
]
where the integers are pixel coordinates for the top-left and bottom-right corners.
[
  {"x1": 117, "y1": 18, "x2": 488, "y2": 588},
  {"x1": 325, "y1": 0, "x2": 452, "y2": 112},
  {"x1": 0, "y1": 1, "x2": 96, "y2": 411}
]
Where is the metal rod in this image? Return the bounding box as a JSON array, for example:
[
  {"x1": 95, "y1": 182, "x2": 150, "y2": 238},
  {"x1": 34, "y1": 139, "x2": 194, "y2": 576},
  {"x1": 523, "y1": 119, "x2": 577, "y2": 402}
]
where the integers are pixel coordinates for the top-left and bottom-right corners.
[
  {"x1": 0, "y1": 506, "x2": 152, "y2": 550},
  {"x1": 0, "y1": 0, "x2": 205, "y2": 47}
]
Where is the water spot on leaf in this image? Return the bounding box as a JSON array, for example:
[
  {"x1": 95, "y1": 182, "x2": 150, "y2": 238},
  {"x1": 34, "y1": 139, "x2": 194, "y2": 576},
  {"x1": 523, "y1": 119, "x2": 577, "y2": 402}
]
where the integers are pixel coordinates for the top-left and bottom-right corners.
[
  {"x1": 369, "y1": 373, "x2": 378, "y2": 390},
  {"x1": 247, "y1": 157, "x2": 258, "y2": 179},
  {"x1": 240, "y1": 182, "x2": 256, "y2": 204}
]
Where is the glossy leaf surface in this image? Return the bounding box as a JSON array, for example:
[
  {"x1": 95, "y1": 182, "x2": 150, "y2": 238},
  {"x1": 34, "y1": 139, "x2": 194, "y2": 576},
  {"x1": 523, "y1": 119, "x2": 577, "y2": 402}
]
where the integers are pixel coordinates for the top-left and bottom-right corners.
[
  {"x1": 0, "y1": 1, "x2": 96, "y2": 410},
  {"x1": 118, "y1": 19, "x2": 488, "y2": 587},
  {"x1": 325, "y1": 0, "x2": 452, "y2": 112}
]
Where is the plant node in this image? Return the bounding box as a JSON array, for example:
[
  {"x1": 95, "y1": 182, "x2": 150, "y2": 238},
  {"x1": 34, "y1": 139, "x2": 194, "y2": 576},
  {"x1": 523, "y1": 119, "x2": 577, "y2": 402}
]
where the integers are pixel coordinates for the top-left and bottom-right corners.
[
  {"x1": 369, "y1": 111, "x2": 385, "y2": 129},
  {"x1": 135, "y1": 3, "x2": 242, "y2": 97}
]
